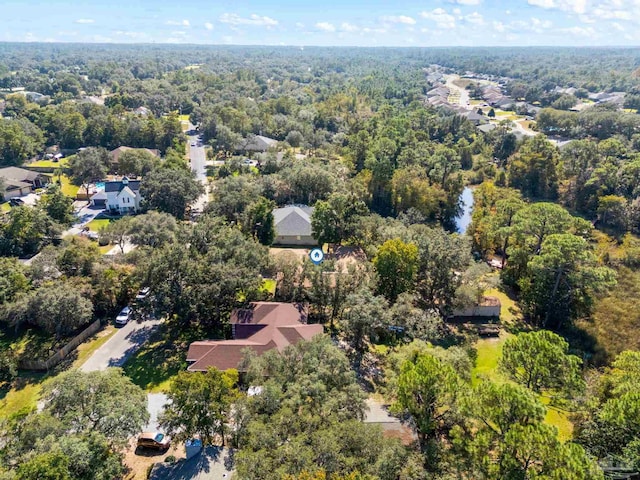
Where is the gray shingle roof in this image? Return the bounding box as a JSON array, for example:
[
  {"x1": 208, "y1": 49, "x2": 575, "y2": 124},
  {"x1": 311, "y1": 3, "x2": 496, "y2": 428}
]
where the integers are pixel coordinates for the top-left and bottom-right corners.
[
  {"x1": 273, "y1": 205, "x2": 314, "y2": 237},
  {"x1": 104, "y1": 178, "x2": 141, "y2": 193}
]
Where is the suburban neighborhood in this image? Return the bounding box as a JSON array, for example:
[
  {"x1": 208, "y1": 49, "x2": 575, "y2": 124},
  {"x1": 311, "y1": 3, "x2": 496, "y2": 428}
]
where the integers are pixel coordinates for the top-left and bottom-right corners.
[{"x1": 1, "y1": 33, "x2": 640, "y2": 480}]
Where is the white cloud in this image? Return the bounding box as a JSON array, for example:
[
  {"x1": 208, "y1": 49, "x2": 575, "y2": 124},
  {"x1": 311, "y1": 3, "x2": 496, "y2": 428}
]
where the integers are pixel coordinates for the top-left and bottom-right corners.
[
  {"x1": 612, "y1": 22, "x2": 625, "y2": 31},
  {"x1": 219, "y1": 13, "x2": 278, "y2": 27},
  {"x1": 561, "y1": 25, "x2": 596, "y2": 36},
  {"x1": 205, "y1": 22, "x2": 214, "y2": 31},
  {"x1": 465, "y1": 12, "x2": 485, "y2": 24},
  {"x1": 420, "y1": 8, "x2": 456, "y2": 29},
  {"x1": 340, "y1": 22, "x2": 359, "y2": 32},
  {"x1": 295, "y1": 22, "x2": 305, "y2": 29},
  {"x1": 75, "y1": 19, "x2": 95, "y2": 24},
  {"x1": 222, "y1": 35, "x2": 233, "y2": 44},
  {"x1": 315, "y1": 22, "x2": 336, "y2": 32},
  {"x1": 171, "y1": 31, "x2": 187, "y2": 36},
  {"x1": 166, "y1": 19, "x2": 190, "y2": 26},
  {"x1": 449, "y1": 0, "x2": 482, "y2": 4},
  {"x1": 453, "y1": 8, "x2": 462, "y2": 15},
  {"x1": 492, "y1": 21, "x2": 506, "y2": 32},
  {"x1": 527, "y1": 0, "x2": 586, "y2": 15},
  {"x1": 362, "y1": 27, "x2": 387, "y2": 34},
  {"x1": 381, "y1": 15, "x2": 416, "y2": 25}
]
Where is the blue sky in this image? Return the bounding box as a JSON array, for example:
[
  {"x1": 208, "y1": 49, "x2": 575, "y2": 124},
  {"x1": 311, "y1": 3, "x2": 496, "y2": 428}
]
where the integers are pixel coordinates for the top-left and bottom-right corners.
[{"x1": 1, "y1": 0, "x2": 637, "y2": 46}]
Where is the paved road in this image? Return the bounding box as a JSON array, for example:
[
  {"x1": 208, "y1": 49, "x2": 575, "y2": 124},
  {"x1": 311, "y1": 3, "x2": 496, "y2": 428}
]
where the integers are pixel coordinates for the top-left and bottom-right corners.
[
  {"x1": 80, "y1": 318, "x2": 162, "y2": 372},
  {"x1": 445, "y1": 74, "x2": 470, "y2": 109},
  {"x1": 187, "y1": 124, "x2": 207, "y2": 182}
]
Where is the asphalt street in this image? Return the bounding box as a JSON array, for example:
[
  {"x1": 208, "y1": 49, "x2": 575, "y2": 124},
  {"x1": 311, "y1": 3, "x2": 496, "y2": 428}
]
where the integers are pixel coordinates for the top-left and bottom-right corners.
[{"x1": 80, "y1": 318, "x2": 162, "y2": 372}]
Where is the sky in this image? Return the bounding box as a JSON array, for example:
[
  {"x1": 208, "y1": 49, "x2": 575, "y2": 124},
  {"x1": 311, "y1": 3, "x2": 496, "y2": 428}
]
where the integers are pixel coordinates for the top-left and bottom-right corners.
[{"x1": 1, "y1": 0, "x2": 639, "y2": 47}]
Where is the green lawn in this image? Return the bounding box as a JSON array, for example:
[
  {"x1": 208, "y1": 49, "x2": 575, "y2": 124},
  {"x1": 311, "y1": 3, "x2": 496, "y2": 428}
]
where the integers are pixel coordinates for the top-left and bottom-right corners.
[
  {"x1": 86, "y1": 217, "x2": 112, "y2": 232},
  {"x1": 29, "y1": 157, "x2": 70, "y2": 169},
  {"x1": 59, "y1": 175, "x2": 80, "y2": 198},
  {"x1": 0, "y1": 377, "x2": 44, "y2": 420},
  {"x1": 1, "y1": 202, "x2": 10, "y2": 213},
  {"x1": 122, "y1": 327, "x2": 188, "y2": 393},
  {"x1": 0, "y1": 324, "x2": 120, "y2": 420}
]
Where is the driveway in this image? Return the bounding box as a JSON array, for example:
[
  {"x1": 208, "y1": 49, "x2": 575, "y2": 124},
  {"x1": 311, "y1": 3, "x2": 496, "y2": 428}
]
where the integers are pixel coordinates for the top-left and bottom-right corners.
[
  {"x1": 80, "y1": 318, "x2": 162, "y2": 372},
  {"x1": 145, "y1": 393, "x2": 169, "y2": 431}
]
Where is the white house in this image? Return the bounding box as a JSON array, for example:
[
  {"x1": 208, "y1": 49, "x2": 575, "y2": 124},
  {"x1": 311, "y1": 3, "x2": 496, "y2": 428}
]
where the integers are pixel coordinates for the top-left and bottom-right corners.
[{"x1": 92, "y1": 177, "x2": 142, "y2": 214}]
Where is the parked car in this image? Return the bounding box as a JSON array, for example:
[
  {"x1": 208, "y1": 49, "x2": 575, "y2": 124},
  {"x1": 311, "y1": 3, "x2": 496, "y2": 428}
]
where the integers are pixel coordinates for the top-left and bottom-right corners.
[
  {"x1": 9, "y1": 198, "x2": 24, "y2": 207},
  {"x1": 135, "y1": 287, "x2": 150, "y2": 300},
  {"x1": 115, "y1": 306, "x2": 131, "y2": 325},
  {"x1": 137, "y1": 432, "x2": 171, "y2": 451}
]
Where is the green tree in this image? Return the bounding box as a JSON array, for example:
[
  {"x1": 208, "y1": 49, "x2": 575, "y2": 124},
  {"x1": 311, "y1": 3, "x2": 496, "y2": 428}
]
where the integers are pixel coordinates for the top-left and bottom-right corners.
[
  {"x1": 519, "y1": 234, "x2": 616, "y2": 329},
  {"x1": 393, "y1": 353, "x2": 462, "y2": 464},
  {"x1": 598, "y1": 194, "x2": 628, "y2": 231},
  {"x1": 160, "y1": 368, "x2": 238, "y2": 445},
  {"x1": 0, "y1": 117, "x2": 44, "y2": 166},
  {"x1": 373, "y1": 238, "x2": 418, "y2": 302},
  {"x1": 342, "y1": 288, "x2": 389, "y2": 358},
  {"x1": 68, "y1": 147, "x2": 111, "y2": 200},
  {"x1": 116, "y1": 148, "x2": 159, "y2": 176},
  {"x1": 507, "y1": 135, "x2": 559, "y2": 200},
  {"x1": 0, "y1": 206, "x2": 61, "y2": 257},
  {"x1": 40, "y1": 184, "x2": 74, "y2": 225},
  {"x1": 0, "y1": 257, "x2": 29, "y2": 304},
  {"x1": 488, "y1": 108, "x2": 496, "y2": 118},
  {"x1": 243, "y1": 197, "x2": 276, "y2": 246},
  {"x1": 16, "y1": 452, "x2": 71, "y2": 480},
  {"x1": 56, "y1": 236, "x2": 101, "y2": 276},
  {"x1": 140, "y1": 168, "x2": 203, "y2": 218},
  {"x1": 500, "y1": 330, "x2": 584, "y2": 395},
  {"x1": 127, "y1": 211, "x2": 177, "y2": 248},
  {"x1": 411, "y1": 225, "x2": 471, "y2": 318},
  {"x1": 311, "y1": 192, "x2": 368, "y2": 248},
  {"x1": 41, "y1": 369, "x2": 148, "y2": 445},
  {"x1": 99, "y1": 217, "x2": 132, "y2": 254}
]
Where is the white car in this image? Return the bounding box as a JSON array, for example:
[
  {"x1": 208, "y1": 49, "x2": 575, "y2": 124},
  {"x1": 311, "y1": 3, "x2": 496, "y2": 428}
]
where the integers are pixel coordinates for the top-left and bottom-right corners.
[
  {"x1": 135, "y1": 287, "x2": 150, "y2": 300},
  {"x1": 115, "y1": 306, "x2": 131, "y2": 325}
]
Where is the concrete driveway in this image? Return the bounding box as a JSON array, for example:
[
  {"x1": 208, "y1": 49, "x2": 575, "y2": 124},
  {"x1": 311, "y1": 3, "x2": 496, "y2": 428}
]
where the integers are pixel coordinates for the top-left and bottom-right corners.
[{"x1": 80, "y1": 318, "x2": 162, "y2": 372}]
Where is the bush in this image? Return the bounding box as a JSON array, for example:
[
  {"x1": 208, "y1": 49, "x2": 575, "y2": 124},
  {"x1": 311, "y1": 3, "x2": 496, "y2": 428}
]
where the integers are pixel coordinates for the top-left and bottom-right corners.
[
  {"x1": 0, "y1": 350, "x2": 18, "y2": 384},
  {"x1": 164, "y1": 455, "x2": 176, "y2": 464}
]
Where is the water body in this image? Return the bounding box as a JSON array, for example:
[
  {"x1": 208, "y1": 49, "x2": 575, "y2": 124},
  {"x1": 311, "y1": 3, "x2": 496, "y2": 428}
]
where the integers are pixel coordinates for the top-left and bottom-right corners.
[{"x1": 455, "y1": 187, "x2": 474, "y2": 234}]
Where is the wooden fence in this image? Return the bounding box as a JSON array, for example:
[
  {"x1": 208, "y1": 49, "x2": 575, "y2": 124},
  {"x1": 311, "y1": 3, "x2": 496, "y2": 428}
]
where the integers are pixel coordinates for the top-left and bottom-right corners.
[{"x1": 19, "y1": 319, "x2": 102, "y2": 371}]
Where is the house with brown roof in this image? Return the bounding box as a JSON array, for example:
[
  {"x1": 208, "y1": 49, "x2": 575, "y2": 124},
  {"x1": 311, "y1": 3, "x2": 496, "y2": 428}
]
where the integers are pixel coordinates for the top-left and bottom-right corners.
[{"x1": 186, "y1": 302, "x2": 323, "y2": 372}]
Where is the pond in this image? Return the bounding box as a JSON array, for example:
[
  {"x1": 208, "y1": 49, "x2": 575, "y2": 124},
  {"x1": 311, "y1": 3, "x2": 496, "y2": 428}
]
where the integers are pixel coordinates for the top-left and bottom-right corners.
[{"x1": 455, "y1": 186, "x2": 474, "y2": 234}]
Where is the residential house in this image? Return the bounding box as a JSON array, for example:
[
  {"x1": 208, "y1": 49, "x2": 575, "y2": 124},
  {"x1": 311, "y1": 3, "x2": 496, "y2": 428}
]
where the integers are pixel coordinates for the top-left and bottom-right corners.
[
  {"x1": 462, "y1": 111, "x2": 486, "y2": 125},
  {"x1": 0, "y1": 167, "x2": 50, "y2": 200},
  {"x1": 235, "y1": 135, "x2": 278, "y2": 153},
  {"x1": 92, "y1": 176, "x2": 142, "y2": 213},
  {"x1": 273, "y1": 205, "x2": 316, "y2": 246},
  {"x1": 186, "y1": 302, "x2": 323, "y2": 372},
  {"x1": 109, "y1": 146, "x2": 160, "y2": 169}
]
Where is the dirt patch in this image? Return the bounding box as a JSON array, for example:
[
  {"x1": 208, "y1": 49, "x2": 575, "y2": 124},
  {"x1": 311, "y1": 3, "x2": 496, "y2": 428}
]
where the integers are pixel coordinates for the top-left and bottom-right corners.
[{"x1": 123, "y1": 438, "x2": 184, "y2": 480}]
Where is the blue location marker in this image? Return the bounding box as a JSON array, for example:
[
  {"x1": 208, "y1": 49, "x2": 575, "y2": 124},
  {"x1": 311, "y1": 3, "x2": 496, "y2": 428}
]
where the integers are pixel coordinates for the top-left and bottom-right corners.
[{"x1": 309, "y1": 248, "x2": 324, "y2": 265}]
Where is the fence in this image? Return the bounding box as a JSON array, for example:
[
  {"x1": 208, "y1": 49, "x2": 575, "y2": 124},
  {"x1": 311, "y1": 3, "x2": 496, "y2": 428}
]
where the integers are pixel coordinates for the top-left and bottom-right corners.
[{"x1": 19, "y1": 319, "x2": 102, "y2": 371}]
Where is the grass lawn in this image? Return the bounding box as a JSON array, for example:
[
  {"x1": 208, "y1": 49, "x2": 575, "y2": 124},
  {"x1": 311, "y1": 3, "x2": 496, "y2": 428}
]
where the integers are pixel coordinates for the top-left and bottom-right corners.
[
  {"x1": 1, "y1": 202, "x2": 10, "y2": 213},
  {"x1": 485, "y1": 286, "x2": 523, "y2": 327},
  {"x1": 29, "y1": 157, "x2": 70, "y2": 169},
  {"x1": 99, "y1": 244, "x2": 113, "y2": 254},
  {"x1": 86, "y1": 217, "x2": 112, "y2": 232},
  {"x1": 59, "y1": 174, "x2": 80, "y2": 198},
  {"x1": 122, "y1": 325, "x2": 191, "y2": 393},
  {"x1": 0, "y1": 324, "x2": 119, "y2": 420},
  {"x1": 0, "y1": 376, "x2": 44, "y2": 420},
  {"x1": 472, "y1": 333, "x2": 510, "y2": 386}
]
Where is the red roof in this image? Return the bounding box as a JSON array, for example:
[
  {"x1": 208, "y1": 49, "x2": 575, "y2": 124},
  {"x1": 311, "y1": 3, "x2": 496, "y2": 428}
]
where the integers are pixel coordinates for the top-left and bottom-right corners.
[{"x1": 187, "y1": 302, "x2": 323, "y2": 372}]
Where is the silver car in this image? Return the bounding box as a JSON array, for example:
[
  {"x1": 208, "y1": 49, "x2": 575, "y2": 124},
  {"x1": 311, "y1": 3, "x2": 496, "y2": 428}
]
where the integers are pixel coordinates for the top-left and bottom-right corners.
[{"x1": 115, "y1": 306, "x2": 131, "y2": 325}]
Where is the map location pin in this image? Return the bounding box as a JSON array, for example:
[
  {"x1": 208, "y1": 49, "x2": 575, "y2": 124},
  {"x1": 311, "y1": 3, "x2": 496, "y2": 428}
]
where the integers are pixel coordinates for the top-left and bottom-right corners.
[{"x1": 309, "y1": 248, "x2": 324, "y2": 265}]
